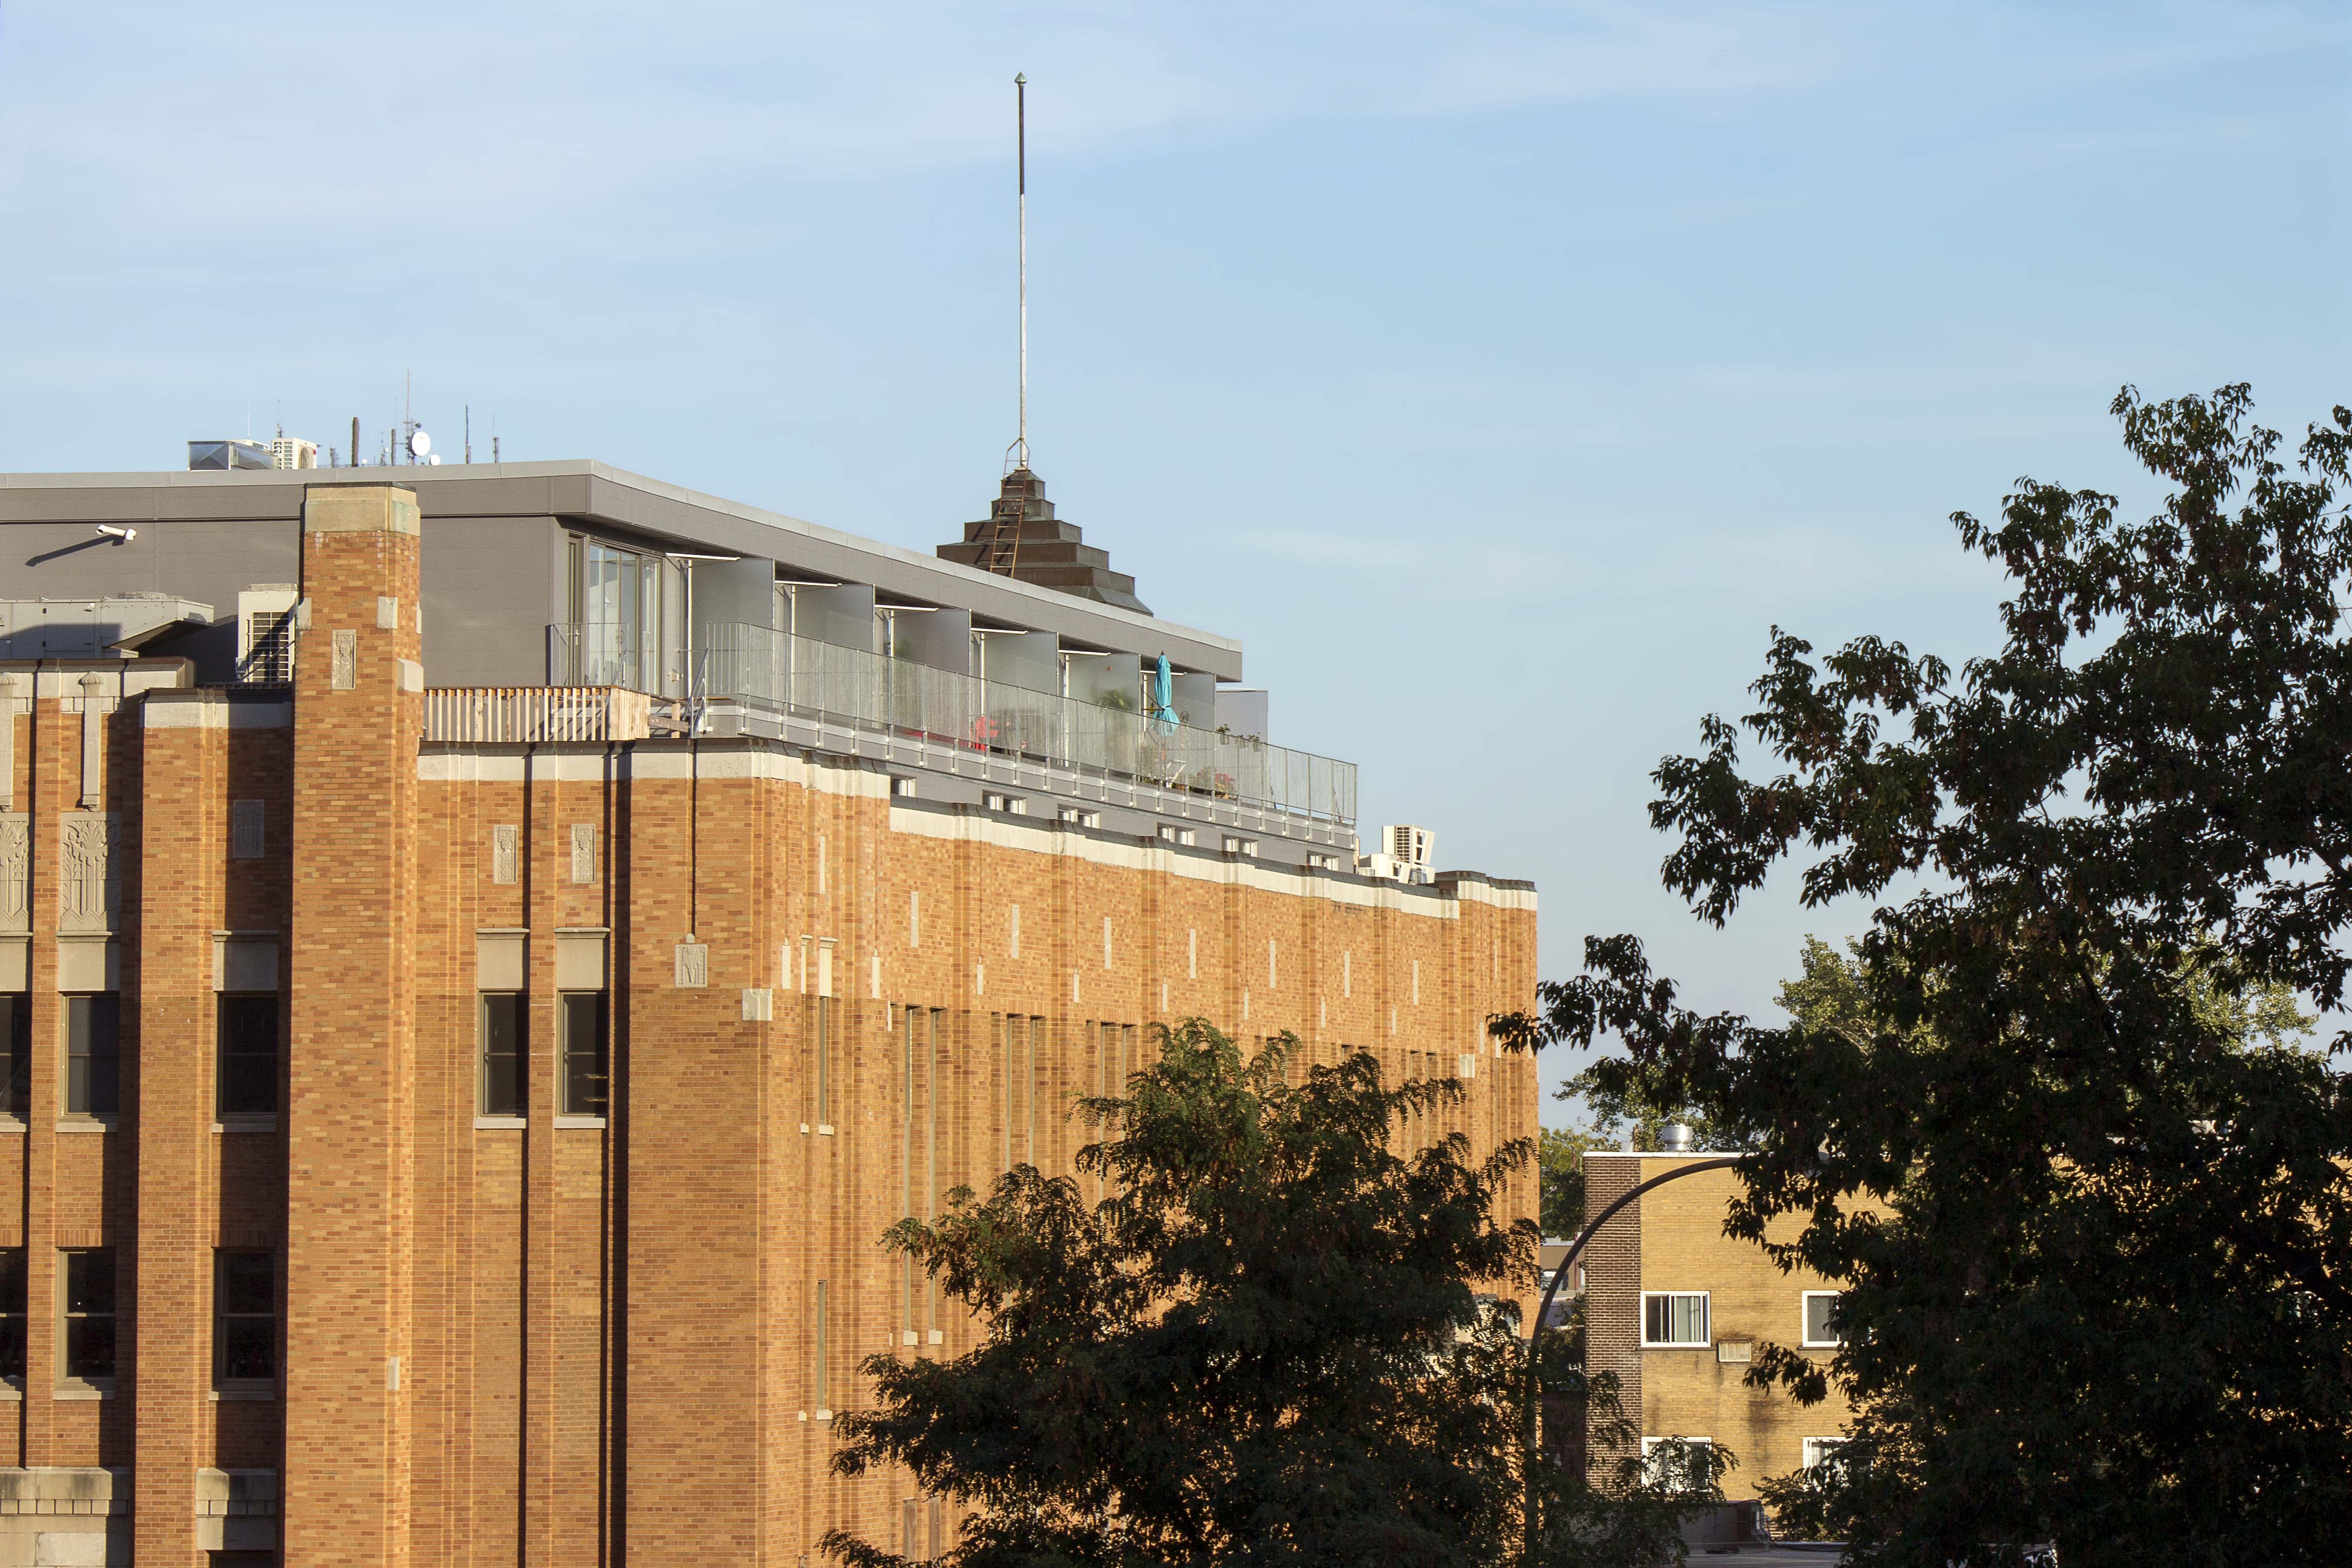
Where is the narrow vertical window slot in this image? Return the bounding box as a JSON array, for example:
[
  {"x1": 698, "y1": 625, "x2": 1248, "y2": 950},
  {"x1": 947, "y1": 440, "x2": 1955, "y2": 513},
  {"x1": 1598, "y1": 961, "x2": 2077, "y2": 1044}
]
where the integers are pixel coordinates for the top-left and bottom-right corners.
[
  {"x1": 815, "y1": 995, "x2": 832, "y2": 1127},
  {"x1": 479, "y1": 993, "x2": 524, "y2": 1117},
  {"x1": 64, "y1": 993, "x2": 119, "y2": 1117},
  {"x1": 60, "y1": 1248, "x2": 114, "y2": 1383},
  {"x1": 216, "y1": 993, "x2": 279, "y2": 1115},
  {"x1": 560, "y1": 992, "x2": 609, "y2": 1116}
]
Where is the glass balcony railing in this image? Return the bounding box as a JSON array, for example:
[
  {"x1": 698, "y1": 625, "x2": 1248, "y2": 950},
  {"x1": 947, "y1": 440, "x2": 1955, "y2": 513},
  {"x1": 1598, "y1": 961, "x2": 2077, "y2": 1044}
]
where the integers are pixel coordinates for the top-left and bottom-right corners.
[{"x1": 546, "y1": 621, "x2": 1356, "y2": 825}]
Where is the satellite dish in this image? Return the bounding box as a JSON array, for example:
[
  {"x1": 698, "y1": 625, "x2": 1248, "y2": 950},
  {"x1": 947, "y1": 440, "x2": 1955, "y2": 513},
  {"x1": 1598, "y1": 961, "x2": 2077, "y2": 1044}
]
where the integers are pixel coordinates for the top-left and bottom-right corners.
[
  {"x1": 409, "y1": 429, "x2": 432, "y2": 458},
  {"x1": 428, "y1": 454, "x2": 443, "y2": 466}
]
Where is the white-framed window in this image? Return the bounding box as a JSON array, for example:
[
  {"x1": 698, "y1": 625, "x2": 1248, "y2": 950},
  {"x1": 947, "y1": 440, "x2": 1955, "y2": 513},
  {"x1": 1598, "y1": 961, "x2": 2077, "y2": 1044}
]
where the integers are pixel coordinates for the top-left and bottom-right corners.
[
  {"x1": 1802, "y1": 1289, "x2": 1844, "y2": 1348},
  {"x1": 1640, "y1": 1435, "x2": 1719, "y2": 1492},
  {"x1": 1641, "y1": 1291, "x2": 1710, "y2": 1347},
  {"x1": 1803, "y1": 1436, "x2": 1848, "y2": 1472}
]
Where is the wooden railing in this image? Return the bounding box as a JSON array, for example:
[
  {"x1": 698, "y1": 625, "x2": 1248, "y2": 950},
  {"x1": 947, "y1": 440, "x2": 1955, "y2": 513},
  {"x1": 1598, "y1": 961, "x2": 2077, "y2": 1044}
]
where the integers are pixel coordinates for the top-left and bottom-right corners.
[{"x1": 421, "y1": 687, "x2": 651, "y2": 744}]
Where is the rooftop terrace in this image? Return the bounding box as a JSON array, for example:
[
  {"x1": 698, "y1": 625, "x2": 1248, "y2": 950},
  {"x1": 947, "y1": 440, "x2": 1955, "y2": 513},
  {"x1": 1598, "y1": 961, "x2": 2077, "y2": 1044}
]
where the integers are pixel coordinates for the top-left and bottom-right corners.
[{"x1": 0, "y1": 460, "x2": 1359, "y2": 842}]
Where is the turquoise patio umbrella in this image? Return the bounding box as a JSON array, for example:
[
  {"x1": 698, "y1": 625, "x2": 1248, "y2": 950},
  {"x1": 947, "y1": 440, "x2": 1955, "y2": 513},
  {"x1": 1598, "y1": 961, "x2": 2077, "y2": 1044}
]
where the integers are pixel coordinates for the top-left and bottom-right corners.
[{"x1": 1151, "y1": 655, "x2": 1177, "y2": 726}]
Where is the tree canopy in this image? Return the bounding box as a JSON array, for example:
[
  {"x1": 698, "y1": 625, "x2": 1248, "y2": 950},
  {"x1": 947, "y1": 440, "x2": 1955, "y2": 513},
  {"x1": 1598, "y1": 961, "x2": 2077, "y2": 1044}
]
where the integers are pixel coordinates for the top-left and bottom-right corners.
[
  {"x1": 1536, "y1": 1126, "x2": 1610, "y2": 1238},
  {"x1": 823, "y1": 1019, "x2": 1700, "y2": 1568},
  {"x1": 1499, "y1": 388, "x2": 2352, "y2": 1563}
]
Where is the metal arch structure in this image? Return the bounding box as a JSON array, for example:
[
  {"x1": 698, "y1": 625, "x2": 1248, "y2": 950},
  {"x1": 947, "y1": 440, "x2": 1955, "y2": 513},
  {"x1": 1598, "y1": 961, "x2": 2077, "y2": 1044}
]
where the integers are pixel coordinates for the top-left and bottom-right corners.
[{"x1": 1522, "y1": 1154, "x2": 1743, "y2": 1565}]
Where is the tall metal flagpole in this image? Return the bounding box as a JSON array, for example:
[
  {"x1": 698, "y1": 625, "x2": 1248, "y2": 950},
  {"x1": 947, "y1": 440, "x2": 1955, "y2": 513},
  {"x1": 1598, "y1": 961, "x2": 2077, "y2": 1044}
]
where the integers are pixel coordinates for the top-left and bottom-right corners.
[{"x1": 1015, "y1": 71, "x2": 1028, "y2": 472}]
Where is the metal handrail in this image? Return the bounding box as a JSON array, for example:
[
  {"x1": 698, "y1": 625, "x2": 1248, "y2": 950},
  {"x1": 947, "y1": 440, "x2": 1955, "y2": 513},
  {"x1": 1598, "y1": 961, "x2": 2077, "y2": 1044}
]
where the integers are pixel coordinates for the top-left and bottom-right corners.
[{"x1": 548, "y1": 621, "x2": 1358, "y2": 824}]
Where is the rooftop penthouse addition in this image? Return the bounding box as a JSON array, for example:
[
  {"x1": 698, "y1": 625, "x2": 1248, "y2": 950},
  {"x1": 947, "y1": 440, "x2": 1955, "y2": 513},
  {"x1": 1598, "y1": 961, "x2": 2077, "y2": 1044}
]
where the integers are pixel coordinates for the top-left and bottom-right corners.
[{"x1": 0, "y1": 459, "x2": 1358, "y2": 857}]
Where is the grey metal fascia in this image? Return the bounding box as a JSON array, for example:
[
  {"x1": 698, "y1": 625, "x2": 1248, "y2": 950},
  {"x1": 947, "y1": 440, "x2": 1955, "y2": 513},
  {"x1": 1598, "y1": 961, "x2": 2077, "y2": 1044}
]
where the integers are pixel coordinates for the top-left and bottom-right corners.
[{"x1": 0, "y1": 462, "x2": 1244, "y2": 680}]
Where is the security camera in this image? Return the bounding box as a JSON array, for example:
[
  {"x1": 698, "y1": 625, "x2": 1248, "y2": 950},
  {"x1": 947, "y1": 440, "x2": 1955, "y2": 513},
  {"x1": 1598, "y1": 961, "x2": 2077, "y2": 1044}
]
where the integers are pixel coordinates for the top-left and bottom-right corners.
[{"x1": 94, "y1": 526, "x2": 135, "y2": 543}]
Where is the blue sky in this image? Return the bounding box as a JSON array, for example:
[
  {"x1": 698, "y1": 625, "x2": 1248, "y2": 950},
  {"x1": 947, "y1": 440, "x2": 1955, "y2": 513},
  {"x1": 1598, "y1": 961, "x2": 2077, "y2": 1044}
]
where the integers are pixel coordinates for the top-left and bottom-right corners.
[{"x1": 4, "y1": 2, "x2": 2348, "y2": 1123}]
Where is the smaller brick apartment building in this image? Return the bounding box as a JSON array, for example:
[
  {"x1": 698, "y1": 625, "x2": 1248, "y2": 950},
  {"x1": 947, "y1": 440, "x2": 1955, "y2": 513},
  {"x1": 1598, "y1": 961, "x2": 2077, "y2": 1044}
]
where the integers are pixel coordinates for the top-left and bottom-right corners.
[
  {"x1": 0, "y1": 460, "x2": 1538, "y2": 1565},
  {"x1": 1578, "y1": 1152, "x2": 1853, "y2": 1503}
]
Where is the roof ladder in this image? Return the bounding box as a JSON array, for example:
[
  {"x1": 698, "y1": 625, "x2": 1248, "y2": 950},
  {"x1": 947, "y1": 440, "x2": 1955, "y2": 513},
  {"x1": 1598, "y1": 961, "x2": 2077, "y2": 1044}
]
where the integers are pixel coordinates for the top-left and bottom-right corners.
[{"x1": 980, "y1": 486, "x2": 1025, "y2": 577}]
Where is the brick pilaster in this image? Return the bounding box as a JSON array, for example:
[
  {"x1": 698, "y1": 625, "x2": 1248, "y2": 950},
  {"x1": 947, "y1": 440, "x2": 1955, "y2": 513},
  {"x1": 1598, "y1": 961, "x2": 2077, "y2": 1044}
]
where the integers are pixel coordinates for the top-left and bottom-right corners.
[
  {"x1": 1582, "y1": 1152, "x2": 1643, "y2": 1481},
  {"x1": 132, "y1": 703, "x2": 222, "y2": 1566},
  {"x1": 283, "y1": 485, "x2": 422, "y2": 1567}
]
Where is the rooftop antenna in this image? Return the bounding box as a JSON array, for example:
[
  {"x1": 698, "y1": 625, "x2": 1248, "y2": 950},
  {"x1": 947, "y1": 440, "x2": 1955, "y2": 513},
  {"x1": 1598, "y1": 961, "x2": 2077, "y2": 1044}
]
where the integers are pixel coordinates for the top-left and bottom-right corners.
[
  {"x1": 975, "y1": 74, "x2": 1035, "y2": 581},
  {"x1": 1010, "y1": 71, "x2": 1028, "y2": 476},
  {"x1": 464, "y1": 404, "x2": 471, "y2": 465}
]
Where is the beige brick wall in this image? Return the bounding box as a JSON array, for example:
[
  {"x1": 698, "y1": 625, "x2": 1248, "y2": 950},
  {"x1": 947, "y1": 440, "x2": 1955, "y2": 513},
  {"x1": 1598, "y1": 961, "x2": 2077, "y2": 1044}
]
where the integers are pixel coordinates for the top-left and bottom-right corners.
[
  {"x1": 1583, "y1": 1155, "x2": 1854, "y2": 1501},
  {"x1": 0, "y1": 476, "x2": 1538, "y2": 1564}
]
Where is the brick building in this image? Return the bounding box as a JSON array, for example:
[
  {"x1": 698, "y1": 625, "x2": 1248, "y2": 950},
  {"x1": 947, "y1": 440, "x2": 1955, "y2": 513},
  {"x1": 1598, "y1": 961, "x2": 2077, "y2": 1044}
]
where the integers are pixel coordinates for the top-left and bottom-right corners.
[
  {"x1": 0, "y1": 461, "x2": 1538, "y2": 1565},
  {"x1": 1578, "y1": 1152, "x2": 1852, "y2": 1502}
]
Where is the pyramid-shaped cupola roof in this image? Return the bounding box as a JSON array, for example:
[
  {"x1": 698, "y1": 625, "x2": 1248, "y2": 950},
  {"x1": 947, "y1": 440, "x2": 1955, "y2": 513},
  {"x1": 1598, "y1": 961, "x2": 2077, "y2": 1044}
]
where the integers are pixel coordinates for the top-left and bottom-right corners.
[{"x1": 936, "y1": 467, "x2": 1151, "y2": 615}]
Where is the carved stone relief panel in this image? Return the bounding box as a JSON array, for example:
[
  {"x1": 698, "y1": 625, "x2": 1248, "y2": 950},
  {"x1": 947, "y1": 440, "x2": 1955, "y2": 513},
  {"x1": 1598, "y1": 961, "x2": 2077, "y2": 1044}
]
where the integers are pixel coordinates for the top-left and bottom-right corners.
[
  {"x1": 570, "y1": 824, "x2": 596, "y2": 886},
  {"x1": 58, "y1": 813, "x2": 118, "y2": 934},
  {"x1": 0, "y1": 815, "x2": 27, "y2": 934},
  {"x1": 331, "y1": 630, "x2": 358, "y2": 691},
  {"x1": 491, "y1": 824, "x2": 519, "y2": 886}
]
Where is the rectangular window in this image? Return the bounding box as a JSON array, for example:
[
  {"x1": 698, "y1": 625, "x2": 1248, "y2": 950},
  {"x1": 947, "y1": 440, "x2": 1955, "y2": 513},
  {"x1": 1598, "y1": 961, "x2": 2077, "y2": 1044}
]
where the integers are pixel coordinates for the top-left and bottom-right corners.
[
  {"x1": 216, "y1": 993, "x2": 278, "y2": 1115},
  {"x1": 215, "y1": 1250, "x2": 276, "y2": 1383},
  {"x1": 64, "y1": 994, "x2": 118, "y2": 1116},
  {"x1": 1640, "y1": 1435, "x2": 1719, "y2": 1492},
  {"x1": 815, "y1": 996, "x2": 832, "y2": 1125},
  {"x1": 901, "y1": 1007, "x2": 917, "y2": 1215},
  {"x1": 1802, "y1": 1437, "x2": 1847, "y2": 1473},
  {"x1": 560, "y1": 992, "x2": 609, "y2": 1116},
  {"x1": 1027, "y1": 1016, "x2": 1045, "y2": 1167},
  {"x1": 901, "y1": 1005, "x2": 918, "y2": 1335},
  {"x1": 1641, "y1": 1292, "x2": 1711, "y2": 1347},
  {"x1": 61, "y1": 1248, "x2": 114, "y2": 1381},
  {"x1": 480, "y1": 993, "x2": 523, "y2": 1117},
  {"x1": 0, "y1": 995, "x2": 26, "y2": 1118},
  {"x1": 813, "y1": 1278, "x2": 829, "y2": 1412},
  {"x1": 1000, "y1": 1014, "x2": 1022, "y2": 1172},
  {"x1": 926, "y1": 1009, "x2": 943, "y2": 1332},
  {"x1": 1802, "y1": 1290, "x2": 1844, "y2": 1348},
  {"x1": 0, "y1": 1248, "x2": 22, "y2": 1380}
]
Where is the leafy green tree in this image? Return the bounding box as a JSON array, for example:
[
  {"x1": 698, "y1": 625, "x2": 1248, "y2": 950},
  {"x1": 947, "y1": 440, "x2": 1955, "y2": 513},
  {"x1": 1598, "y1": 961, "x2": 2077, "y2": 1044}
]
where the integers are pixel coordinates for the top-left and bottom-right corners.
[
  {"x1": 1536, "y1": 1126, "x2": 1610, "y2": 1238},
  {"x1": 822, "y1": 1020, "x2": 1701, "y2": 1568},
  {"x1": 1557, "y1": 1080, "x2": 1723, "y2": 1155},
  {"x1": 1500, "y1": 387, "x2": 2352, "y2": 1565}
]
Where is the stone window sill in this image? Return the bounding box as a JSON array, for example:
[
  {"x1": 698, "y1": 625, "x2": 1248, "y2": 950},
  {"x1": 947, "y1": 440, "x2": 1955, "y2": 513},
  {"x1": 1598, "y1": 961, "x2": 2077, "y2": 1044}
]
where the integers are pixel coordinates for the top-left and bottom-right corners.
[
  {"x1": 55, "y1": 1117, "x2": 116, "y2": 1135},
  {"x1": 211, "y1": 1382, "x2": 275, "y2": 1402},
  {"x1": 0, "y1": 1379, "x2": 21, "y2": 1402},
  {"x1": 54, "y1": 1379, "x2": 114, "y2": 1400},
  {"x1": 0, "y1": 1116, "x2": 23, "y2": 1135},
  {"x1": 214, "y1": 1113, "x2": 278, "y2": 1133},
  {"x1": 473, "y1": 1116, "x2": 526, "y2": 1131},
  {"x1": 554, "y1": 1115, "x2": 607, "y2": 1130}
]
